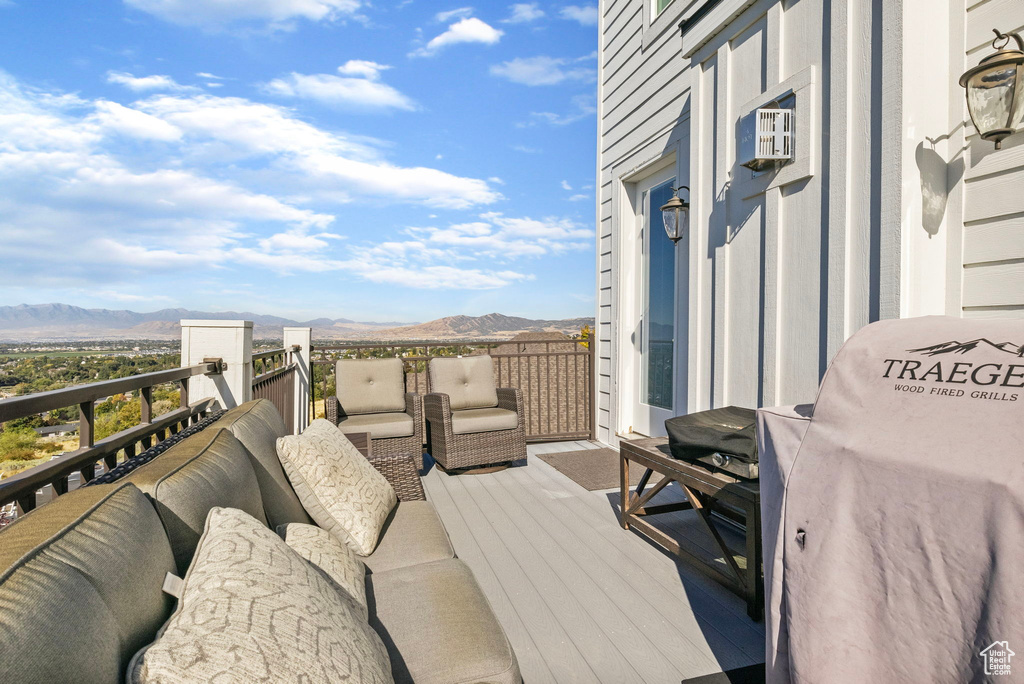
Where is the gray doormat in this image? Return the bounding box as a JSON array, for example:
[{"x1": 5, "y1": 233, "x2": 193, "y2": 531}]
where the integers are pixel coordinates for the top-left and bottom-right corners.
[{"x1": 538, "y1": 448, "x2": 664, "y2": 491}]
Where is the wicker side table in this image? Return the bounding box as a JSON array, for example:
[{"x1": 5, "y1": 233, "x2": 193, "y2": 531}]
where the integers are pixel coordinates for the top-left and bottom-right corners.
[{"x1": 346, "y1": 431, "x2": 425, "y2": 501}]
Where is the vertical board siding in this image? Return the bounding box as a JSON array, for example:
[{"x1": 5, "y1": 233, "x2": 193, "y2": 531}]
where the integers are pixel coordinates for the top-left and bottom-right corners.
[
  {"x1": 597, "y1": 0, "x2": 888, "y2": 441},
  {"x1": 961, "y1": 0, "x2": 1024, "y2": 315}
]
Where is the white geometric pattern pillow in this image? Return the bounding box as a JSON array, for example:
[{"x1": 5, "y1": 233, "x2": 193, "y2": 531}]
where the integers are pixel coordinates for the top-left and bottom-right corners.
[
  {"x1": 128, "y1": 507, "x2": 392, "y2": 684},
  {"x1": 276, "y1": 419, "x2": 397, "y2": 555},
  {"x1": 279, "y1": 522, "x2": 368, "y2": 618}
]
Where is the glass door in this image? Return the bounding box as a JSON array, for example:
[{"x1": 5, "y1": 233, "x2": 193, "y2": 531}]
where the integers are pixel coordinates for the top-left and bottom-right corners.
[{"x1": 633, "y1": 174, "x2": 677, "y2": 435}]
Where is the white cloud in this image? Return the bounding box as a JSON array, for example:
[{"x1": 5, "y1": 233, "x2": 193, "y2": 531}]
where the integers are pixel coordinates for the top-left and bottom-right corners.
[
  {"x1": 524, "y1": 93, "x2": 597, "y2": 125},
  {"x1": 123, "y1": 0, "x2": 363, "y2": 30},
  {"x1": 262, "y1": 62, "x2": 416, "y2": 112},
  {"x1": 106, "y1": 71, "x2": 192, "y2": 92},
  {"x1": 503, "y1": 3, "x2": 544, "y2": 23},
  {"x1": 559, "y1": 5, "x2": 598, "y2": 25},
  {"x1": 137, "y1": 93, "x2": 501, "y2": 208},
  {"x1": 336, "y1": 60, "x2": 389, "y2": 79},
  {"x1": 92, "y1": 100, "x2": 184, "y2": 141},
  {"x1": 560, "y1": 180, "x2": 572, "y2": 190},
  {"x1": 568, "y1": 193, "x2": 588, "y2": 201},
  {"x1": 0, "y1": 70, "x2": 507, "y2": 292},
  {"x1": 435, "y1": 7, "x2": 473, "y2": 22},
  {"x1": 490, "y1": 55, "x2": 595, "y2": 86},
  {"x1": 411, "y1": 17, "x2": 503, "y2": 57},
  {"x1": 406, "y1": 212, "x2": 593, "y2": 259},
  {"x1": 195, "y1": 71, "x2": 224, "y2": 79},
  {"x1": 95, "y1": 290, "x2": 174, "y2": 302}
]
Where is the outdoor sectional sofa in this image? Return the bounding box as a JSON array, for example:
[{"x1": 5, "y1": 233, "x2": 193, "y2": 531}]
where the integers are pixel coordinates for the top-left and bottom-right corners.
[{"x1": 0, "y1": 398, "x2": 520, "y2": 684}]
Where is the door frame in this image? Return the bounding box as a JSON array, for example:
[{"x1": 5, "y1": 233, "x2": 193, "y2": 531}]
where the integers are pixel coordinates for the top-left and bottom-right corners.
[{"x1": 616, "y1": 156, "x2": 683, "y2": 437}]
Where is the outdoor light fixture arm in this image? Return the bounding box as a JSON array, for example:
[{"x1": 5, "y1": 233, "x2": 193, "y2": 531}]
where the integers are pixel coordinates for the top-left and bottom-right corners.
[
  {"x1": 660, "y1": 185, "x2": 690, "y2": 244},
  {"x1": 959, "y1": 29, "x2": 1024, "y2": 150}
]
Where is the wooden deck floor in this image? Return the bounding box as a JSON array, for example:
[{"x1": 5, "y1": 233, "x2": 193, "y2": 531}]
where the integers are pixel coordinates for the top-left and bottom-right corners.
[{"x1": 422, "y1": 440, "x2": 766, "y2": 684}]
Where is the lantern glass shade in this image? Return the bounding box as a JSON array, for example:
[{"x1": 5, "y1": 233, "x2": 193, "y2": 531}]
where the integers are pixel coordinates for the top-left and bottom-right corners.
[
  {"x1": 959, "y1": 31, "x2": 1024, "y2": 148},
  {"x1": 965, "y1": 63, "x2": 1024, "y2": 137},
  {"x1": 659, "y1": 187, "x2": 689, "y2": 243},
  {"x1": 662, "y1": 204, "x2": 688, "y2": 242}
]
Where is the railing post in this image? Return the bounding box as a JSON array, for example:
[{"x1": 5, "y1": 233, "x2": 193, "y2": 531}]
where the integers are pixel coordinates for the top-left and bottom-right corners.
[
  {"x1": 180, "y1": 320, "x2": 253, "y2": 410},
  {"x1": 283, "y1": 327, "x2": 312, "y2": 434}
]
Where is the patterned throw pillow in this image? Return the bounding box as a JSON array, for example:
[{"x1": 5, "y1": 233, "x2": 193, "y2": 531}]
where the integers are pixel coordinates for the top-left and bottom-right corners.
[
  {"x1": 129, "y1": 507, "x2": 392, "y2": 684},
  {"x1": 276, "y1": 419, "x2": 397, "y2": 556},
  {"x1": 279, "y1": 522, "x2": 368, "y2": 618}
]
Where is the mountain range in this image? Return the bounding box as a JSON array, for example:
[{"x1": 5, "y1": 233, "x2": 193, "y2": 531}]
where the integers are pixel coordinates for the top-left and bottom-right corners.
[{"x1": 0, "y1": 304, "x2": 593, "y2": 342}]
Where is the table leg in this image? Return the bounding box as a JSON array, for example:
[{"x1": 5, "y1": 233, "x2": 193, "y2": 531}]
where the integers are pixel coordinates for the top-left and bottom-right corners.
[
  {"x1": 619, "y1": 453, "x2": 629, "y2": 529},
  {"x1": 745, "y1": 500, "x2": 764, "y2": 621}
]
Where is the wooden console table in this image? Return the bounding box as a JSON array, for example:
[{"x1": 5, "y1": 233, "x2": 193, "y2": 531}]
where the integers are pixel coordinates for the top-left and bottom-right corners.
[{"x1": 619, "y1": 437, "x2": 763, "y2": 620}]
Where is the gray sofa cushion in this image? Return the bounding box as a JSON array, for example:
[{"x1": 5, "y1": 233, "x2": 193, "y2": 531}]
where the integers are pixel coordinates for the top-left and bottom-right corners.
[
  {"x1": 339, "y1": 412, "x2": 415, "y2": 439},
  {"x1": 428, "y1": 356, "x2": 498, "y2": 410},
  {"x1": 451, "y1": 407, "x2": 519, "y2": 435},
  {"x1": 337, "y1": 358, "x2": 406, "y2": 415},
  {"x1": 0, "y1": 483, "x2": 176, "y2": 684},
  {"x1": 367, "y1": 558, "x2": 520, "y2": 684},
  {"x1": 124, "y1": 428, "x2": 268, "y2": 574},
  {"x1": 212, "y1": 399, "x2": 311, "y2": 529},
  {"x1": 363, "y1": 501, "x2": 455, "y2": 574}
]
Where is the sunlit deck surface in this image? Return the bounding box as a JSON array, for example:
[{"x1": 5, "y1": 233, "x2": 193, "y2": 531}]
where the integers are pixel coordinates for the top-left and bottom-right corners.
[{"x1": 422, "y1": 441, "x2": 766, "y2": 684}]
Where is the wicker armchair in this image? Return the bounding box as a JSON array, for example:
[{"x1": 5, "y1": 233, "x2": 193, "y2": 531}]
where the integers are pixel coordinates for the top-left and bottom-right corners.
[
  {"x1": 326, "y1": 358, "x2": 424, "y2": 466},
  {"x1": 424, "y1": 356, "x2": 527, "y2": 472}
]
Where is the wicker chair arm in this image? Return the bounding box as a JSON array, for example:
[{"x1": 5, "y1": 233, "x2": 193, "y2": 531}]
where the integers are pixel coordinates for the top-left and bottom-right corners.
[
  {"x1": 326, "y1": 395, "x2": 342, "y2": 426},
  {"x1": 367, "y1": 452, "x2": 425, "y2": 501},
  {"x1": 423, "y1": 392, "x2": 454, "y2": 436},
  {"x1": 405, "y1": 392, "x2": 423, "y2": 441},
  {"x1": 496, "y1": 387, "x2": 525, "y2": 428}
]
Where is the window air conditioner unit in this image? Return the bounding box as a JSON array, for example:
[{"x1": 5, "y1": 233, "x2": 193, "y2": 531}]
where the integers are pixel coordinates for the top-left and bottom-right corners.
[{"x1": 739, "y1": 107, "x2": 793, "y2": 172}]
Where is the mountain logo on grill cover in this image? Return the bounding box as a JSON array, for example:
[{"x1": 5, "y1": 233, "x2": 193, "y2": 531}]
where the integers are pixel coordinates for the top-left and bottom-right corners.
[{"x1": 908, "y1": 339, "x2": 1024, "y2": 357}]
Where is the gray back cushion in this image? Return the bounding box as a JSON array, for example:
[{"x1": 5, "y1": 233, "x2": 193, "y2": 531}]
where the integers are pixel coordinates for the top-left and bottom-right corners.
[
  {"x1": 0, "y1": 482, "x2": 175, "y2": 684},
  {"x1": 336, "y1": 358, "x2": 407, "y2": 415},
  {"x1": 212, "y1": 399, "x2": 311, "y2": 529},
  {"x1": 124, "y1": 428, "x2": 268, "y2": 574},
  {"x1": 428, "y1": 356, "x2": 498, "y2": 410}
]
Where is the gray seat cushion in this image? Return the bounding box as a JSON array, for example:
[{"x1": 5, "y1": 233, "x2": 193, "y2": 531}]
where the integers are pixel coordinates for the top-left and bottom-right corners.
[
  {"x1": 367, "y1": 558, "x2": 520, "y2": 684},
  {"x1": 450, "y1": 407, "x2": 519, "y2": 435},
  {"x1": 339, "y1": 412, "x2": 415, "y2": 439},
  {"x1": 212, "y1": 399, "x2": 311, "y2": 529},
  {"x1": 428, "y1": 356, "x2": 498, "y2": 410},
  {"x1": 337, "y1": 358, "x2": 407, "y2": 415},
  {"x1": 0, "y1": 483, "x2": 176, "y2": 684},
  {"x1": 124, "y1": 428, "x2": 269, "y2": 573},
  {"x1": 363, "y1": 501, "x2": 455, "y2": 574}
]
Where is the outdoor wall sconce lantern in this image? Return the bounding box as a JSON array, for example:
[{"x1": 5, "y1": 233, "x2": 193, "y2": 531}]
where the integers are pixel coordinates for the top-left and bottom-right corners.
[
  {"x1": 660, "y1": 185, "x2": 689, "y2": 244},
  {"x1": 959, "y1": 29, "x2": 1024, "y2": 150}
]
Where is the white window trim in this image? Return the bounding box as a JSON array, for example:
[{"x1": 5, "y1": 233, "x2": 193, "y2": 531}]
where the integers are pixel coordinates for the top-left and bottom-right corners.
[
  {"x1": 642, "y1": 0, "x2": 694, "y2": 51},
  {"x1": 680, "y1": 0, "x2": 759, "y2": 58}
]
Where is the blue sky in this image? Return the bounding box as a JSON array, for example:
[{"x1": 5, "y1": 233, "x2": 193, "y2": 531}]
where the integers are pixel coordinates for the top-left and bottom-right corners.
[{"x1": 0, "y1": 0, "x2": 598, "y2": 323}]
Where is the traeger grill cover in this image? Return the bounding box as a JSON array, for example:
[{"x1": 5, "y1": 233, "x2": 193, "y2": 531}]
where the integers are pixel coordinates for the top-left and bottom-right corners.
[
  {"x1": 665, "y1": 406, "x2": 757, "y2": 463},
  {"x1": 758, "y1": 316, "x2": 1024, "y2": 684}
]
